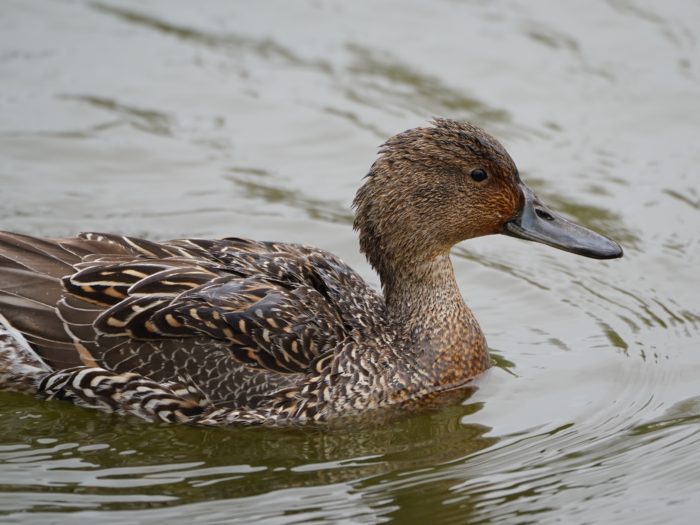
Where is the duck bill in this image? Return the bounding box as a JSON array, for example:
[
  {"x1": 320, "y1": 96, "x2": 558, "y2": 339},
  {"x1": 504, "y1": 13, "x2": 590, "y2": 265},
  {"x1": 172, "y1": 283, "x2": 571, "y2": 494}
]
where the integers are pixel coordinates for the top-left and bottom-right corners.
[{"x1": 503, "y1": 183, "x2": 623, "y2": 259}]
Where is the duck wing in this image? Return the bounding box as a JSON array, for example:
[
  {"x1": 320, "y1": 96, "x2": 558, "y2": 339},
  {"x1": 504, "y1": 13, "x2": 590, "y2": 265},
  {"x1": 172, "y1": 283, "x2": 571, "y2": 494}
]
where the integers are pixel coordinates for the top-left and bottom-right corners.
[{"x1": 0, "y1": 232, "x2": 385, "y2": 402}]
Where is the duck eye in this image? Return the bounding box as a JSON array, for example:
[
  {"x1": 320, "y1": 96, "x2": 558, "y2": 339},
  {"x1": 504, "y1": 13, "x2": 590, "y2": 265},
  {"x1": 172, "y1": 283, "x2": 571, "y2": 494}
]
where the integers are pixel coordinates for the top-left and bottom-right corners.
[{"x1": 470, "y1": 169, "x2": 488, "y2": 182}]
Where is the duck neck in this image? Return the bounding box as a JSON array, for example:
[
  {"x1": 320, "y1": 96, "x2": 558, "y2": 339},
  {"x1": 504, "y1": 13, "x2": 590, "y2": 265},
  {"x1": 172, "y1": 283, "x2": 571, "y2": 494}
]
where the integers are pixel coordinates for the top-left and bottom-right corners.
[{"x1": 381, "y1": 254, "x2": 491, "y2": 384}]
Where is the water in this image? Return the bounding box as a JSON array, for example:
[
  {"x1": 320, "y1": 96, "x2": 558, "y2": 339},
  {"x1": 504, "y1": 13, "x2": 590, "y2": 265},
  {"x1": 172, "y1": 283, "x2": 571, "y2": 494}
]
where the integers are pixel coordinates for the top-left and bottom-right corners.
[{"x1": 0, "y1": 0, "x2": 698, "y2": 523}]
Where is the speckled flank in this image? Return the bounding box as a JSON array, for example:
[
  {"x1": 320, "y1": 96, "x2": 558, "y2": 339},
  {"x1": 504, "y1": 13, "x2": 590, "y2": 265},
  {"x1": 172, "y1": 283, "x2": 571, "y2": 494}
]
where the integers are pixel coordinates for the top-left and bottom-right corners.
[{"x1": 0, "y1": 120, "x2": 530, "y2": 425}]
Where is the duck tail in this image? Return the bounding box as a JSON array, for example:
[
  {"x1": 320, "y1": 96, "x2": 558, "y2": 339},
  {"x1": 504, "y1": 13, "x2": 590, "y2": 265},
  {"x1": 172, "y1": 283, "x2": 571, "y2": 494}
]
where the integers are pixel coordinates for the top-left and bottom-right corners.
[
  {"x1": 0, "y1": 313, "x2": 51, "y2": 393},
  {"x1": 0, "y1": 231, "x2": 88, "y2": 372}
]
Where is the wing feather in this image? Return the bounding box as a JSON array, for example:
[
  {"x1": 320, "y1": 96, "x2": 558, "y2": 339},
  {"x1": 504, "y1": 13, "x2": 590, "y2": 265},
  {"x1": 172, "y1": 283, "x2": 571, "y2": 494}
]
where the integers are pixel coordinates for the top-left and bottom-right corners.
[{"x1": 0, "y1": 231, "x2": 386, "y2": 401}]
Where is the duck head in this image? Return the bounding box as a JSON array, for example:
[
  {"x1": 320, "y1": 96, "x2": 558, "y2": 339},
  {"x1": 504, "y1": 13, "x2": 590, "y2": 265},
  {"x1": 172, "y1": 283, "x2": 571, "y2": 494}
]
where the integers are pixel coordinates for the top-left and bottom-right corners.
[{"x1": 353, "y1": 119, "x2": 622, "y2": 281}]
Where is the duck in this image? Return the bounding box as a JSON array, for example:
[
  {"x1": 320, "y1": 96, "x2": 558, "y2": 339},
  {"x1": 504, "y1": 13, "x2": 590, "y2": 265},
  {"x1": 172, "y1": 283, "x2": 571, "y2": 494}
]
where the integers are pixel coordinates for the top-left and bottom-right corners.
[{"x1": 0, "y1": 119, "x2": 622, "y2": 426}]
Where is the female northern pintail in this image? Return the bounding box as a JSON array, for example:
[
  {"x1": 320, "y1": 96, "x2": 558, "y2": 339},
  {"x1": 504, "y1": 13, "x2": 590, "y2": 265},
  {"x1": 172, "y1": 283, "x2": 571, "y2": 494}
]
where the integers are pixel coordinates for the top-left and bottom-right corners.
[{"x1": 0, "y1": 119, "x2": 622, "y2": 425}]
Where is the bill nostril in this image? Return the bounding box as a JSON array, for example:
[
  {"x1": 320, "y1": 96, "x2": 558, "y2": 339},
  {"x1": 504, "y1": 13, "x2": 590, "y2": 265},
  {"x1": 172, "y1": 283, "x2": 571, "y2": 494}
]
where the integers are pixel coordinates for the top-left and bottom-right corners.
[{"x1": 535, "y1": 207, "x2": 555, "y2": 221}]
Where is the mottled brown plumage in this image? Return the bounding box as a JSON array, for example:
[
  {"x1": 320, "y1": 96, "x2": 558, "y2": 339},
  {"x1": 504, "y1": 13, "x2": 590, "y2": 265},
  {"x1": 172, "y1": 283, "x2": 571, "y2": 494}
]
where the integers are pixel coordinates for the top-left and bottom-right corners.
[{"x1": 0, "y1": 119, "x2": 622, "y2": 425}]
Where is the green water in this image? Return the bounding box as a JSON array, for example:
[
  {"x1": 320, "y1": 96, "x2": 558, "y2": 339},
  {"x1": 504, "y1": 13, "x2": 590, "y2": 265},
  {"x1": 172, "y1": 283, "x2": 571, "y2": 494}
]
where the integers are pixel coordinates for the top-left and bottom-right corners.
[{"x1": 1, "y1": 0, "x2": 699, "y2": 523}]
